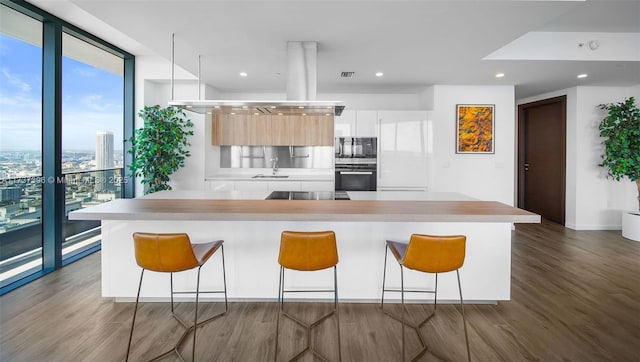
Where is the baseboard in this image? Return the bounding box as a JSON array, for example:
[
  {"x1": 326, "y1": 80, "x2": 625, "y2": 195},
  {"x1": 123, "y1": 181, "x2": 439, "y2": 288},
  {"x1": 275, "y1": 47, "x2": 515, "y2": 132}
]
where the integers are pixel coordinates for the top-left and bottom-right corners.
[{"x1": 565, "y1": 223, "x2": 621, "y2": 231}]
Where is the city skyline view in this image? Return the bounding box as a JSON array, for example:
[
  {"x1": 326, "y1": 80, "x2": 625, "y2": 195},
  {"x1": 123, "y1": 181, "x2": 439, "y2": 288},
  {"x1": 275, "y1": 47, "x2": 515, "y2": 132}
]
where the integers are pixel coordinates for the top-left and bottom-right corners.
[{"x1": 0, "y1": 32, "x2": 124, "y2": 152}]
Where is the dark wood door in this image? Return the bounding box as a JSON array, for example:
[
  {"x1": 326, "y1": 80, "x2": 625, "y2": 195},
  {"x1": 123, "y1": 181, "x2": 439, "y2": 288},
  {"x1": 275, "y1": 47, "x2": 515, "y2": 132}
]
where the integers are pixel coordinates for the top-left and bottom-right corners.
[{"x1": 518, "y1": 96, "x2": 566, "y2": 224}]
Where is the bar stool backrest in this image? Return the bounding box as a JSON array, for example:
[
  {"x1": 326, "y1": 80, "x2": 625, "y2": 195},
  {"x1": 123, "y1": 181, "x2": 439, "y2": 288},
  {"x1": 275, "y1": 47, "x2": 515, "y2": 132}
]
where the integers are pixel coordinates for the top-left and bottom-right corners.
[
  {"x1": 279, "y1": 230, "x2": 338, "y2": 271},
  {"x1": 402, "y1": 234, "x2": 466, "y2": 273},
  {"x1": 133, "y1": 232, "x2": 200, "y2": 272}
]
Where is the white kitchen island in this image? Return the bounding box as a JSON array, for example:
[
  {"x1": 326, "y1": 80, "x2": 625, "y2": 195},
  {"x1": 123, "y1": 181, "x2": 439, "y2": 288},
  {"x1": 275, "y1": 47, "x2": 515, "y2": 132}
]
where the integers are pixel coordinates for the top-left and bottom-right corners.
[{"x1": 69, "y1": 191, "x2": 539, "y2": 303}]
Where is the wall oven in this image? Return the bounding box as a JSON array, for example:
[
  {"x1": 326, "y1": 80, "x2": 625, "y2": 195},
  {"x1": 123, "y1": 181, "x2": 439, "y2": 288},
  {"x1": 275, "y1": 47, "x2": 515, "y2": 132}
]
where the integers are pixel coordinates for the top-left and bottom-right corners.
[{"x1": 335, "y1": 158, "x2": 377, "y2": 191}]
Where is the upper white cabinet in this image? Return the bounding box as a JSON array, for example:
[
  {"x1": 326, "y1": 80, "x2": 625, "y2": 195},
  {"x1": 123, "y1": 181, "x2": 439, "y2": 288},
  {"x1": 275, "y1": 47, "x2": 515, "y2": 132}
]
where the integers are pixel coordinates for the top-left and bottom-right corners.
[
  {"x1": 334, "y1": 110, "x2": 356, "y2": 137},
  {"x1": 377, "y1": 111, "x2": 430, "y2": 191},
  {"x1": 354, "y1": 110, "x2": 377, "y2": 137},
  {"x1": 334, "y1": 110, "x2": 378, "y2": 137}
]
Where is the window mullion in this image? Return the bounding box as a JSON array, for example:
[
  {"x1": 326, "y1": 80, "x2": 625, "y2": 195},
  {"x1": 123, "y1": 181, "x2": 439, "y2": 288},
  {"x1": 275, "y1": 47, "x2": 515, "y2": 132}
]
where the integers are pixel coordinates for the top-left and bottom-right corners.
[{"x1": 42, "y1": 20, "x2": 64, "y2": 271}]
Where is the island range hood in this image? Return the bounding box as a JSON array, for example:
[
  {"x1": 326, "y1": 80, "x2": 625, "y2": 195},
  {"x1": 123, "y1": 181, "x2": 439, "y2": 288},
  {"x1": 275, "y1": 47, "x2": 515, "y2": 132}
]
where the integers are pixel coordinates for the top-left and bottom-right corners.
[{"x1": 170, "y1": 42, "x2": 345, "y2": 116}]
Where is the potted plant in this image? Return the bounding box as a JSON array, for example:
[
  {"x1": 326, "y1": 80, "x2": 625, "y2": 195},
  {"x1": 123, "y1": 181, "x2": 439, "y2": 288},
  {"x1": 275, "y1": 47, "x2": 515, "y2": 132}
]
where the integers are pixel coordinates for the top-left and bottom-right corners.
[
  {"x1": 128, "y1": 105, "x2": 194, "y2": 194},
  {"x1": 598, "y1": 97, "x2": 640, "y2": 241}
]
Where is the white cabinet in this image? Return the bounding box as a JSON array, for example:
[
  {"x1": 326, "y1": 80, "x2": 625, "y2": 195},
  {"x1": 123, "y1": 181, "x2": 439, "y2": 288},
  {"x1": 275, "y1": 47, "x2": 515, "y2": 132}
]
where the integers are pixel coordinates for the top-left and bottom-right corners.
[
  {"x1": 207, "y1": 180, "x2": 234, "y2": 191},
  {"x1": 334, "y1": 110, "x2": 355, "y2": 137},
  {"x1": 300, "y1": 181, "x2": 334, "y2": 191},
  {"x1": 268, "y1": 181, "x2": 301, "y2": 191},
  {"x1": 355, "y1": 110, "x2": 377, "y2": 137},
  {"x1": 234, "y1": 180, "x2": 269, "y2": 192},
  {"x1": 207, "y1": 179, "x2": 333, "y2": 192},
  {"x1": 377, "y1": 111, "x2": 430, "y2": 191},
  {"x1": 334, "y1": 110, "x2": 377, "y2": 137}
]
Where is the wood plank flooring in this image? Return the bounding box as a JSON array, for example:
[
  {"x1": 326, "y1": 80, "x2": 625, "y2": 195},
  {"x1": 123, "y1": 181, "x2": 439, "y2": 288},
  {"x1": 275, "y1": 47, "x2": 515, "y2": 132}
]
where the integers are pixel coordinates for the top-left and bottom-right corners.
[{"x1": 1, "y1": 221, "x2": 639, "y2": 361}]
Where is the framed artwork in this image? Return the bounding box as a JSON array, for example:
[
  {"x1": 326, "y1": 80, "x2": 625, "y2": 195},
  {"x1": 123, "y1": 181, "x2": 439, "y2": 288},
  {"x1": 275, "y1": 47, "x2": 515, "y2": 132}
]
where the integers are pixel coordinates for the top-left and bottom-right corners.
[{"x1": 456, "y1": 104, "x2": 495, "y2": 154}]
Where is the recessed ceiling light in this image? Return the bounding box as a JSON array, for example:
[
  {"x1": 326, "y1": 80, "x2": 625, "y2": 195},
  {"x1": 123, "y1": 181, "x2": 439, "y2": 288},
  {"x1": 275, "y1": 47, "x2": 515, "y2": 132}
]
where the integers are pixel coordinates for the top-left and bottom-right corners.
[
  {"x1": 230, "y1": 112, "x2": 236, "y2": 115},
  {"x1": 298, "y1": 106, "x2": 304, "y2": 109},
  {"x1": 325, "y1": 113, "x2": 331, "y2": 116},
  {"x1": 214, "y1": 105, "x2": 221, "y2": 109},
  {"x1": 206, "y1": 112, "x2": 212, "y2": 115},
  {"x1": 242, "y1": 106, "x2": 248, "y2": 109},
  {"x1": 577, "y1": 73, "x2": 588, "y2": 79},
  {"x1": 239, "y1": 72, "x2": 248, "y2": 77},
  {"x1": 495, "y1": 73, "x2": 505, "y2": 78},
  {"x1": 186, "y1": 105, "x2": 192, "y2": 108},
  {"x1": 254, "y1": 112, "x2": 259, "y2": 115},
  {"x1": 278, "y1": 113, "x2": 283, "y2": 116},
  {"x1": 375, "y1": 72, "x2": 384, "y2": 77},
  {"x1": 270, "y1": 106, "x2": 276, "y2": 109},
  {"x1": 302, "y1": 113, "x2": 307, "y2": 116}
]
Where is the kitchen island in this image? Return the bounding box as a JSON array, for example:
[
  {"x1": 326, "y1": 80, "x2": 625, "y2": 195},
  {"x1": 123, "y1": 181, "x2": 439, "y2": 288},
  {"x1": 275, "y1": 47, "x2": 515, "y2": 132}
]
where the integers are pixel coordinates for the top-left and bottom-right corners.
[{"x1": 69, "y1": 191, "x2": 539, "y2": 303}]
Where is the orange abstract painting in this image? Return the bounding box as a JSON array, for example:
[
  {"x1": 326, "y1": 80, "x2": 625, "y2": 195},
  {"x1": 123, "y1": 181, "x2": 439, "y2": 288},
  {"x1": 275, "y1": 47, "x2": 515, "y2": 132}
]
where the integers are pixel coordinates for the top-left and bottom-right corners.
[{"x1": 456, "y1": 104, "x2": 494, "y2": 153}]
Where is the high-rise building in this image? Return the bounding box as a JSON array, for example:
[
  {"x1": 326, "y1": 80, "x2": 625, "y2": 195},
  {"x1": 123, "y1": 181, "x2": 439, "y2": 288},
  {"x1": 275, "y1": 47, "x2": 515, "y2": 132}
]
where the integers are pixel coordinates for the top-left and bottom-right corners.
[
  {"x1": 0, "y1": 187, "x2": 22, "y2": 202},
  {"x1": 95, "y1": 131, "x2": 114, "y2": 192},
  {"x1": 96, "y1": 131, "x2": 114, "y2": 169}
]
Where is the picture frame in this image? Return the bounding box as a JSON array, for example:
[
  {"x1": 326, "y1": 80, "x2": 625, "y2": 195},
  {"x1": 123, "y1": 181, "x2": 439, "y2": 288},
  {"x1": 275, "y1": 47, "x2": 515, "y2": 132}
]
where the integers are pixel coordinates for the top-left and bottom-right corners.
[{"x1": 456, "y1": 104, "x2": 495, "y2": 154}]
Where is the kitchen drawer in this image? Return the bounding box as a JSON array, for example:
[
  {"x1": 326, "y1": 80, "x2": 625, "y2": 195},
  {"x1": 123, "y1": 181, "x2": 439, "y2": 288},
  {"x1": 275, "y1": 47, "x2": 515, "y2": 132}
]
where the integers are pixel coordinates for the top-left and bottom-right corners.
[
  {"x1": 268, "y1": 181, "x2": 301, "y2": 191},
  {"x1": 234, "y1": 180, "x2": 269, "y2": 191},
  {"x1": 207, "y1": 180, "x2": 234, "y2": 191},
  {"x1": 300, "y1": 181, "x2": 334, "y2": 191}
]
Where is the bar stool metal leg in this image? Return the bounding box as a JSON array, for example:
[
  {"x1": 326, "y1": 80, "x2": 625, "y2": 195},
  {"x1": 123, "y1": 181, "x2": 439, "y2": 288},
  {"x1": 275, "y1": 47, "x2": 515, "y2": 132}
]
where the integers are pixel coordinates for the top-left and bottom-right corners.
[
  {"x1": 274, "y1": 266, "x2": 284, "y2": 362},
  {"x1": 125, "y1": 269, "x2": 145, "y2": 362},
  {"x1": 334, "y1": 266, "x2": 342, "y2": 362},
  {"x1": 381, "y1": 245, "x2": 389, "y2": 307},
  {"x1": 457, "y1": 270, "x2": 471, "y2": 362},
  {"x1": 192, "y1": 266, "x2": 202, "y2": 362},
  {"x1": 400, "y1": 265, "x2": 405, "y2": 362}
]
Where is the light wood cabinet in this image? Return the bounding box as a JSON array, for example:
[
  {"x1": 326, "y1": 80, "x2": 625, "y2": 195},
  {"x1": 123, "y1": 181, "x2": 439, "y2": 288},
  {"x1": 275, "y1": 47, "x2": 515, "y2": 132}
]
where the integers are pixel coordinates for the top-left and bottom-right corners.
[
  {"x1": 212, "y1": 114, "x2": 333, "y2": 146},
  {"x1": 212, "y1": 114, "x2": 271, "y2": 145}
]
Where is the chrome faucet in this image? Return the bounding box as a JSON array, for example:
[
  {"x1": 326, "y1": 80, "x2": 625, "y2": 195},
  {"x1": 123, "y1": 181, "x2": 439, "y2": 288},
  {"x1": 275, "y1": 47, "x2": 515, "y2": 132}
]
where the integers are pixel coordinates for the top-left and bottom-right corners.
[{"x1": 270, "y1": 157, "x2": 279, "y2": 175}]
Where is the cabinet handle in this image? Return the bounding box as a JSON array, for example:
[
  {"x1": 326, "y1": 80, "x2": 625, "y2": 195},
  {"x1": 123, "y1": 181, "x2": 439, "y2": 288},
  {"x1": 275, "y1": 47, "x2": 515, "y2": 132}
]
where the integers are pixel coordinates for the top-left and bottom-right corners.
[{"x1": 340, "y1": 171, "x2": 373, "y2": 175}]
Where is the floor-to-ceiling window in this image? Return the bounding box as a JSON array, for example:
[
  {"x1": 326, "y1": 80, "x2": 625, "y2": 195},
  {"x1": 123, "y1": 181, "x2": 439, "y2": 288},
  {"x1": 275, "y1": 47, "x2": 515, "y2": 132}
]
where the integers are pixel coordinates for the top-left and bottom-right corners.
[
  {"x1": 61, "y1": 33, "x2": 125, "y2": 262},
  {"x1": 0, "y1": 0, "x2": 134, "y2": 293},
  {"x1": 0, "y1": 4, "x2": 44, "y2": 288}
]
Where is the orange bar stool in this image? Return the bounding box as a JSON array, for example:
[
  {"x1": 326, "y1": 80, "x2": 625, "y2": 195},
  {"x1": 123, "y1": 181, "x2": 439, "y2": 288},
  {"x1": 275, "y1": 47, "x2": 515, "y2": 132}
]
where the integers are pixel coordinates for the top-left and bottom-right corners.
[
  {"x1": 381, "y1": 234, "x2": 470, "y2": 362},
  {"x1": 125, "y1": 232, "x2": 228, "y2": 362},
  {"x1": 274, "y1": 230, "x2": 342, "y2": 362}
]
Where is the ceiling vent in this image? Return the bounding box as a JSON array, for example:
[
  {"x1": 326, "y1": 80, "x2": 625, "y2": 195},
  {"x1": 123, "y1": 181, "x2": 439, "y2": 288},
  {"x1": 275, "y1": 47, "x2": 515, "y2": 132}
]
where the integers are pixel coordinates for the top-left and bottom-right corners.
[{"x1": 340, "y1": 71, "x2": 355, "y2": 78}]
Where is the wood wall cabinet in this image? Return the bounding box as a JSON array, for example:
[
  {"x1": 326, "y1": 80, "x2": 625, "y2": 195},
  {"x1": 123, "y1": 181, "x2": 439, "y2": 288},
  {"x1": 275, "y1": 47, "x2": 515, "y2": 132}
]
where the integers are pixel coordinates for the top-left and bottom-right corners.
[
  {"x1": 212, "y1": 114, "x2": 271, "y2": 145},
  {"x1": 212, "y1": 114, "x2": 333, "y2": 146}
]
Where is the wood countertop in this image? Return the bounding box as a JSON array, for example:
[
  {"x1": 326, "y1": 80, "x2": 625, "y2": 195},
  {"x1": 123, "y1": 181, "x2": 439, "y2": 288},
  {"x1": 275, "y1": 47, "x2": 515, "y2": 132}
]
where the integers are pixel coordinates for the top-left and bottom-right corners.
[{"x1": 69, "y1": 198, "x2": 540, "y2": 223}]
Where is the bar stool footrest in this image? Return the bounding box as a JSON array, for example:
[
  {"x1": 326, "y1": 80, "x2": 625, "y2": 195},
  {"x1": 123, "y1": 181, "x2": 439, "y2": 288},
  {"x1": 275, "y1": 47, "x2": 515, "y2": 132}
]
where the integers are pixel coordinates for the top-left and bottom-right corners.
[{"x1": 280, "y1": 309, "x2": 337, "y2": 362}]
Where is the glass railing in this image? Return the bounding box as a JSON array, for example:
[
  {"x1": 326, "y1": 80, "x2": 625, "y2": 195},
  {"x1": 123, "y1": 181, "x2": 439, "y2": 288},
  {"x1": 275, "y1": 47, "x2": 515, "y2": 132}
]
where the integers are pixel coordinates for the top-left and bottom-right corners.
[{"x1": 0, "y1": 168, "x2": 126, "y2": 287}]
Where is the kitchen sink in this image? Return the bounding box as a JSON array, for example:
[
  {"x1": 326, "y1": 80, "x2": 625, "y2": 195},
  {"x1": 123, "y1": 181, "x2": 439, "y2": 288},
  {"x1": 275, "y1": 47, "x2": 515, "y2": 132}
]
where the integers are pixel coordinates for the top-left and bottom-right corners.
[{"x1": 252, "y1": 174, "x2": 289, "y2": 179}]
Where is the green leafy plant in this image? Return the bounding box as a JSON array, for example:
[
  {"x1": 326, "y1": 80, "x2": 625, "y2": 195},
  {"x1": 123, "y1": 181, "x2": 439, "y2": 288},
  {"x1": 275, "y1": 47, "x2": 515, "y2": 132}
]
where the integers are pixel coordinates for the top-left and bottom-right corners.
[
  {"x1": 598, "y1": 97, "x2": 640, "y2": 212},
  {"x1": 128, "y1": 105, "x2": 194, "y2": 194}
]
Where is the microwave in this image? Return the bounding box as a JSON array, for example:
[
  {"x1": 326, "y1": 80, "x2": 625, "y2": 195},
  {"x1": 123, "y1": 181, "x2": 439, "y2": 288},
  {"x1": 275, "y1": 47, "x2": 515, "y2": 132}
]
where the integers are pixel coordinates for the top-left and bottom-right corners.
[{"x1": 335, "y1": 137, "x2": 377, "y2": 159}]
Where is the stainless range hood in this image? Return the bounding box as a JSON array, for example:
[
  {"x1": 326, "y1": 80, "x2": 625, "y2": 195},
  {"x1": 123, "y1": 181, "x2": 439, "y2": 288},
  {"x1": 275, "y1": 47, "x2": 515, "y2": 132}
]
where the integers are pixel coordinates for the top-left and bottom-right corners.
[{"x1": 169, "y1": 42, "x2": 345, "y2": 116}]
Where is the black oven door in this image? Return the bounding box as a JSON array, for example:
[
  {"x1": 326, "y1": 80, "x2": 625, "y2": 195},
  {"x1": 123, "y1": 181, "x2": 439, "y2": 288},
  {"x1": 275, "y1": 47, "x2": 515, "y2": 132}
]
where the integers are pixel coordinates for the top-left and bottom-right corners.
[{"x1": 335, "y1": 169, "x2": 377, "y2": 191}]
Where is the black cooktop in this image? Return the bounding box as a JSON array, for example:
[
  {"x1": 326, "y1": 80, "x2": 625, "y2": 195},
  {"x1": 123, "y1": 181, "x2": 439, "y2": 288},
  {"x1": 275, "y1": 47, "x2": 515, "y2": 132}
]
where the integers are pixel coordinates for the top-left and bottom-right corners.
[{"x1": 265, "y1": 191, "x2": 350, "y2": 200}]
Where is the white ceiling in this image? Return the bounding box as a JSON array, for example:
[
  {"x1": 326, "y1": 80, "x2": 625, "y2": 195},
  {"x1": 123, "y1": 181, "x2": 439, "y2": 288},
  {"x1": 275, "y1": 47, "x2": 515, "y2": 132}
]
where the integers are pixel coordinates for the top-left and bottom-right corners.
[{"x1": 28, "y1": 0, "x2": 640, "y2": 99}]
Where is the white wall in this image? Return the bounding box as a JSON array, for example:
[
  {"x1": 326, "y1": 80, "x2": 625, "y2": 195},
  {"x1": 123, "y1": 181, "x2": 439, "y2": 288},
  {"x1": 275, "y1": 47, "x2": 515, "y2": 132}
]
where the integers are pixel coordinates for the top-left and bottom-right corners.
[
  {"x1": 134, "y1": 56, "x2": 203, "y2": 195},
  {"x1": 431, "y1": 85, "x2": 516, "y2": 206},
  {"x1": 518, "y1": 85, "x2": 639, "y2": 230}
]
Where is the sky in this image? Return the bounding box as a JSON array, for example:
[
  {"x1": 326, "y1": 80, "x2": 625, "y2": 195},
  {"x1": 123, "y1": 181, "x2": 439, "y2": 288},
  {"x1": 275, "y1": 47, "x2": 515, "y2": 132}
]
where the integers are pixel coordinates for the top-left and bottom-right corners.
[{"x1": 0, "y1": 33, "x2": 124, "y2": 152}]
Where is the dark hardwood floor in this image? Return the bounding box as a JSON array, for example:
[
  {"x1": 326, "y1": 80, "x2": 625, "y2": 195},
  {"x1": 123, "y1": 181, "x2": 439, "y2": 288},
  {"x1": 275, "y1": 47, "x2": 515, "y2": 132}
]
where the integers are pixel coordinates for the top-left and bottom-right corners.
[{"x1": 1, "y1": 221, "x2": 639, "y2": 361}]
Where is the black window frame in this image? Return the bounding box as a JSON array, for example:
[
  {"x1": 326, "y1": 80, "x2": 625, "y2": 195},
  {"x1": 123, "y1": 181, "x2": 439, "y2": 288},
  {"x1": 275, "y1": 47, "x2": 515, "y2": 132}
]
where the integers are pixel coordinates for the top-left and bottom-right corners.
[{"x1": 0, "y1": 0, "x2": 135, "y2": 295}]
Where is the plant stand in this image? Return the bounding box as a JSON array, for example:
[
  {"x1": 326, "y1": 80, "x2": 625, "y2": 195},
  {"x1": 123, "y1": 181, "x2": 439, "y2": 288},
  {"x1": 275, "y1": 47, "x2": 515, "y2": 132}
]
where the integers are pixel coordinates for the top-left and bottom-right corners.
[{"x1": 622, "y1": 212, "x2": 640, "y2": 242}]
